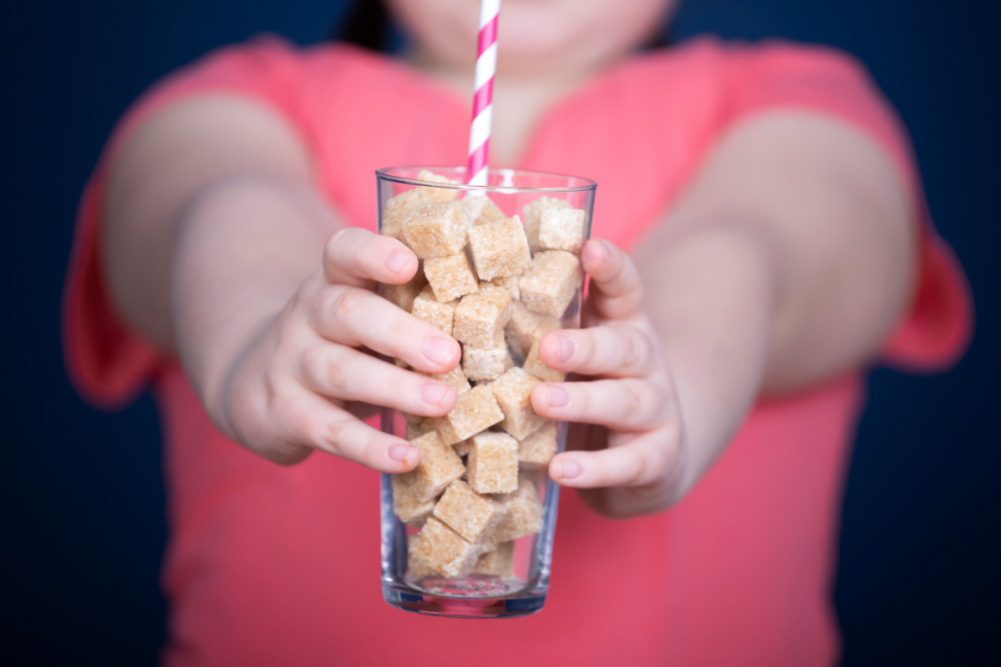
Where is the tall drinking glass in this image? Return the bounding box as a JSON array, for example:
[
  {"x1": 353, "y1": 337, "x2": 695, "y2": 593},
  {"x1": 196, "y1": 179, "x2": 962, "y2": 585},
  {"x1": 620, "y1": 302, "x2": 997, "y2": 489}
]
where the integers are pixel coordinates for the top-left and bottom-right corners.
[{"x1": 376, "y1": 167, "x2": 596, "y2": 619}]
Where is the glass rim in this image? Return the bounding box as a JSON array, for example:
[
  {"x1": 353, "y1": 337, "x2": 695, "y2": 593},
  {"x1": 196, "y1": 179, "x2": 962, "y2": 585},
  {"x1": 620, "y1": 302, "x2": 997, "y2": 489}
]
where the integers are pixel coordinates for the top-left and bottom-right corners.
[{"x1": 376, "y1": 166, "x2": 597, "y2": 194}]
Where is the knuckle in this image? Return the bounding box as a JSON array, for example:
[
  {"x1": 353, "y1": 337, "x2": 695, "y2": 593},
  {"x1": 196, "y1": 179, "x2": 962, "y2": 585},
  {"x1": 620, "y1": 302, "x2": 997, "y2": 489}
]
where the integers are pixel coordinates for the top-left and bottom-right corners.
[
  {"x1": 619, "y1": 381, "x2": 648, "y2": 422},
  {"x1": 327, "y1": 287, "x2": 369, "y2": 324}
]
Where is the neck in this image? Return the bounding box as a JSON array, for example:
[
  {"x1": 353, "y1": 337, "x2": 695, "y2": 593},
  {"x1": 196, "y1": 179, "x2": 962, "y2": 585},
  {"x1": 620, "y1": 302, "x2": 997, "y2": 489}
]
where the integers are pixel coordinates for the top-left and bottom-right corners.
[{"x1": 408, "y1": 50, "x2": 602, "y2": 166}]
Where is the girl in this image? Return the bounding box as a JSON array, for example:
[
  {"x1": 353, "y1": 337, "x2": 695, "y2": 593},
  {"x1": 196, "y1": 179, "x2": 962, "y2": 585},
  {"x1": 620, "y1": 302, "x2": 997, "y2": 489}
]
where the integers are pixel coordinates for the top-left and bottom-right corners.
[{"x1": 64, "y1": 0, "x2": 971, "y2": 664}]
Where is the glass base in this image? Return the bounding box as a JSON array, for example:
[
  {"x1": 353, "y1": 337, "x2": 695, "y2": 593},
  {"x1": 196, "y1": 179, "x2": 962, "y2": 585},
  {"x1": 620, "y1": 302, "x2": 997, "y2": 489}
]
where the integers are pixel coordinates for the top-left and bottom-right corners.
[{"x1": 382, "y1": 582, "x2": 546, "y2": 619}]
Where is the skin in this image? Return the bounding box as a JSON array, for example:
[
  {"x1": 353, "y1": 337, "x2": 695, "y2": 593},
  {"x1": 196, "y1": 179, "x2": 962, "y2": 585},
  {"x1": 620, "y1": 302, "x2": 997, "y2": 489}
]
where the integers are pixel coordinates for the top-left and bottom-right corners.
[{"x1": 101, "y1": 0, "x2": 915, "y2": 518}]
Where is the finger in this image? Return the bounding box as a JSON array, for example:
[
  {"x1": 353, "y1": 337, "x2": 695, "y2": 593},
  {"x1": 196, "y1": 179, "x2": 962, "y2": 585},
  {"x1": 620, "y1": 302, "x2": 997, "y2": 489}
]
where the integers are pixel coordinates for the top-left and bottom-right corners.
[
  {"x1": 549, "y1": 429, "x2": 681, "y2": 489},
  {"x1": 530, "y1": 378, "x2": 669, "y2": 431},
  {"x1": 273, "y1": 386, "x2": 421, "y2": 474},
  {"x1": 299, "y1": 343, "x2": 457, "y2": 418},
  {"x1": 535, "y1": 324, "x2": 658, "y2": 378},
  {"x1": 308, "y1": 285, "x2": 461, "y2": 374},
  {"x1": 581, "y1": 238, "x2": 644, "y2": 321},
  {"x1": 323, "y1": 227, "x2": 418, "y2": 287}
]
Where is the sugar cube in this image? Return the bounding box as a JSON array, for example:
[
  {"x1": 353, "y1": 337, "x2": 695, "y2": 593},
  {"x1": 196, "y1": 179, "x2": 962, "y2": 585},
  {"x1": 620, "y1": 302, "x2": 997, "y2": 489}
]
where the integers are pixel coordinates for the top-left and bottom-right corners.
[
  {"x1": 471, "y1": 541, "x2": 515, "y2": 578},
  {"x1": 433, "y1": 385, "x2": 504, "y2": 444},
  {"x1": 519, "y1": 250, "x2": 582, "y2": 318},
  {"x1": 522, "y1": 196, "x2": 572, "y2": 253},
  {"x1": 407, "y1": 534, "x2": 436, "y2": 579},
  {"x1": 467, "y1": 216, "x2": 532, "y2": 281},
  {"x1": 468, "y1": 431, "x2": 519, "y2": 494},
  {"x1": 411, "y1": 516, "x2": 480, "y2": 578},
  {"x1": 462, "y1": 334, "x2": 513, "y2": 382},
  {"x1": 398, "y1": 430, "x2": 466, "y2": 502},
  {"x1": 424, "y1": 252, "x2": 479, "y2": 303},
  {"x1": 488, "y1": 274, "x2": 521, "y2": 301},
  {"x1": 490, "y1": 367, "x2": 546, "y2": 440},
  {"x1": 392, "y1": 475, "x2": 436, "y2": 527},
  {"x1": 491, "y1": 479, "x2": 544, "y2": 544},
  {"x1": 433, "y1": 479, "x2": 505, "y2": 543},
  {"x1": 453, "y1": 286, "x2": 512, "y2": 348},
  {"x1": 403, "y1": 200, "x2": 469, "y2": 258},
  {"x1": 383, "y1": 268, "x2": 428, "y2": 314},
  {"x1": 523, "y1": 339, "x2": 567, "y2": 382},
  {"x1": 411, "y1": 285, "x2": 457, "y2": 335},
  {"x1": 462, "y1": 194, "x2": 507, "y2": 226},
  {"x1": 382, "y1": 188, "x2": 427, "y2": 242},
  {"x1": 415, "y1": 169, "x2": 460, "y2": 201},
  {"x1": 539, "y1": 207, "x2": 587, "y2": 254},
  {"x1": 518, "y1": 421, "x2": 558, "y2": 469},
  {"x1": 406, "y1": 417, "x2": 434, "y2": 441},
  {"x1": 418, "y1": 364, "x2": 471, "y2": 396},
  {"x1": 453, "y1": 440, "x2": 471, "y2": 457},
  {"x1": 505, "y1": 301, "x2": 561, "y2": 356}
]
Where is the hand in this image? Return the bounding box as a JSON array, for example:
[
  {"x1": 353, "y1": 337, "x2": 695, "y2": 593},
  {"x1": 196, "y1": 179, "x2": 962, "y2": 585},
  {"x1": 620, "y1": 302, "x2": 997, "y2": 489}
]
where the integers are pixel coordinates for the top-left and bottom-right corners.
[
  {"x1": 216, "y1": 228, "x2": 462, "y2": 469},
  {"x1": 531, "y1": 239, "x2": 686, "y2": 518}
]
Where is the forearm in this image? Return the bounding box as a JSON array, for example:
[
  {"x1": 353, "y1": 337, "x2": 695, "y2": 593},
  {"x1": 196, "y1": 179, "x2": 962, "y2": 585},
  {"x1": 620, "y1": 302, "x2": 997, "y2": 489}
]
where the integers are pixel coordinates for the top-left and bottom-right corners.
[
  {"x1": 635, "y1": 225, "x2": 778, "y2": 497},
  {"x1": 171, "y1": 177, "x2": 337, "y2": 426}
]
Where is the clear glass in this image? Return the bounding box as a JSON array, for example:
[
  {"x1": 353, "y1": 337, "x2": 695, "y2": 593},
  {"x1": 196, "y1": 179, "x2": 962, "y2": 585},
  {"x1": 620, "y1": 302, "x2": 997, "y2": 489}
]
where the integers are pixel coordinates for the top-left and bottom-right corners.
[{"x1": 377, "y1": 166, "x2": 596, "y2": 619}]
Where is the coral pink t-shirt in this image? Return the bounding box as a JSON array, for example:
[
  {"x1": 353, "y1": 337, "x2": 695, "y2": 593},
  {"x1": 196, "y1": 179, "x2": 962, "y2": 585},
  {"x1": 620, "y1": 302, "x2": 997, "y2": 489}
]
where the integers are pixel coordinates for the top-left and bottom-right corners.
[{"x1": 63, "y1": 38, "x2": 971, "y2": 666}]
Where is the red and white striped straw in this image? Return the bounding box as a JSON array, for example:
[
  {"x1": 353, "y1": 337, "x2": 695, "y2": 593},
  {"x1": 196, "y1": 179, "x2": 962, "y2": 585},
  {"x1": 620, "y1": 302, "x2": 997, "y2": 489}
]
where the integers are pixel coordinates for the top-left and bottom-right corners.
[{"x1": 467, "y1": 0, "x2": 500, "y2": 188}]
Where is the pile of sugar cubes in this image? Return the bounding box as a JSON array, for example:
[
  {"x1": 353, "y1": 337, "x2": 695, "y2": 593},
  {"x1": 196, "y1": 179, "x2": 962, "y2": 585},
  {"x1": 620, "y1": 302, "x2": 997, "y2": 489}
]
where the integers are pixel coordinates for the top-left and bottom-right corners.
[{"x1": 382, "y1": 171, "x2": 586, "y2": 580}]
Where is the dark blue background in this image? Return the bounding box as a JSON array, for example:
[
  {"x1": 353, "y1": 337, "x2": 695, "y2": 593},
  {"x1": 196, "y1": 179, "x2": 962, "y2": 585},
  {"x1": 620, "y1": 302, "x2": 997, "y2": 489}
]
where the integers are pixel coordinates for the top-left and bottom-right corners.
[{"x1": 3, "y1": 1, "x2": 997, "y2": 664}]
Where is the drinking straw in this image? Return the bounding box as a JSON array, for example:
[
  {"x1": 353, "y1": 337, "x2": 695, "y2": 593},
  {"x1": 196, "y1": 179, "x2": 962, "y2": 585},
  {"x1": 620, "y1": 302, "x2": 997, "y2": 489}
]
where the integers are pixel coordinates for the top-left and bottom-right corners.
[{"x1": 467, "y1": 0, "x2": 501, "y2": 188}]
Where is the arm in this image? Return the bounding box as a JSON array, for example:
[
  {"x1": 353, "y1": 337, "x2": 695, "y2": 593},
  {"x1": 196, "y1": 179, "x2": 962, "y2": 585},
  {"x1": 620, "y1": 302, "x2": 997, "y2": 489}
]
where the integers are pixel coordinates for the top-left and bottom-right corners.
[
  {"x1": 102, "y1": 96, "x2": 462, "y2": 468},
  {"x1": 533, "y1": 111, "x2": 916, "y2": 517}
]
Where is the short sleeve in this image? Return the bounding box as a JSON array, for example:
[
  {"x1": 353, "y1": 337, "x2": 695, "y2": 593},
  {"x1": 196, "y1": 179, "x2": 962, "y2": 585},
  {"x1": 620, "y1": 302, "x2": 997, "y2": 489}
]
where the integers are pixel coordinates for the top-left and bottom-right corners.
[
  {"x1": 62, "y1": 36, "x2": 312, "y2": 408},
  {"x1": 725, "y1": 41, "x2": 973, "y2": 372}
]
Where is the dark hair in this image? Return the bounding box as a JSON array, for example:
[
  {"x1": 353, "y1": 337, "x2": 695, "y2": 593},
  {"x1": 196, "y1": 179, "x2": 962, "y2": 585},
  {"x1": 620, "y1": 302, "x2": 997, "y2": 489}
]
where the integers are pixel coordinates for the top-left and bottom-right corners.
[{"x1": 336, "y1": 0, "x2": 671, "y2": 53}]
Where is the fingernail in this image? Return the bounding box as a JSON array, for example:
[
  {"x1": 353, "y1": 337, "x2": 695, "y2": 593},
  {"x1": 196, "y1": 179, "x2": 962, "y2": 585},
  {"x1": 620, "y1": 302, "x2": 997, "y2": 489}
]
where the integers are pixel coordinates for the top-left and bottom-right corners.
[
  {"x1": 545, "y1": 383, "x2": 569, "y2": 408},
  {"x1": 384, "y1": 250, "x2": 410, "y2": 273},
  {"x1": 559, "y1": 459, "x2": 583, "y2": 480},
  {"x1": 419, "y1": 382, "x2": 452, "y2": 406},
  {"x1": 423, "y1": 337, "x2": 457, "y2": 365},
  {"x1": 556, "y1": 334, "x2": 576, "y2": 362},
  {"x1": 599, "y1": 239, "x2": 613, "y2": 260},
  {"x1": 388, "y1": 443, "x2": 415, "y2": 463}
]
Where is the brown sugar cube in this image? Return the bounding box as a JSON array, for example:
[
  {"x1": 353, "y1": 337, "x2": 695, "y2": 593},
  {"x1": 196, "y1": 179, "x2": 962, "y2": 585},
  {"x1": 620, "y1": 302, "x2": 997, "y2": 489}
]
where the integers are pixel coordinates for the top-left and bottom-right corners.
[
  {"x1": 468, "y1": 432, "x2": 519, "y2": 494},
  {"x1": 392, "y1": 475, "x2": 436, "y2": 527},
  {"x1": 519, "y1": 421, "x2": 558, "y2": 469},
  {"x1": 411, "y1": 516, "x2": 480, "y2": 578},
  {"x1": 523, "y1": 339, "x2": 567, "y2": 382},
  {"x1": 462, "y1": 335, "x2": 513, "y2": 382},
  {"x1": 467, "y1": 216, "x2": 532, "y2": 281},
  {"x1": 490, "y1": 367, "x2": 546, "y2": 440},
  {"x1": 453, "y1": 440, "x2": 471, "y2": 457},
  {"x1": 405, "y1": 417, "x2": 434, "y2": 441},
  {"x1": 462, "y1": 194, "x2": 507, "y2": 226},
  {"x1": 415, "y1": 169, "x2": 460, "y2": 201},
  {"x1": 407, "y1": 535, "x2": 436, "y2": 579},
  {"x1": 424, "y1": 252, "x2": 479, "y2": 303},
  {"x1": 505, "y1": 300, "x2": 561, "y2": 357},
  {"x1": 539, "y1": 207, "x2": 587, "y2": 254},
  {"x1": 419, "y1": 364, "x2": 471, "y2": 396},
  {"x1": 488, "y1": 274, "x2": 521, "y2": 301},
  {"x1": 434, "y1": 384, "x2": 504, "y2": 444},
  {"x1": 491, "y1": 479, "x2": 545, "y2": 544},
  {"x1": 472, "y1": 541, "x2": 515, "y2": 578},
  {"x1": 403, "y1": 200, "x2": 469, "y2": 259},
  {"x1": 453, "y1": 286, "x2": 512, "y2": 348},
  {"x1": 382, "y1": 188, "x2": 428, "y2": 242},
  {"x1": 519, "y1": 250, "x2": 583, "y2": 318},
  {"x1": 398, "y1": 431, "x2": 466, "y2": 502},
  {"x1": 522, "y1": 196, "x2": 572, "y2": 253},
  {"x1": 433, "y1": 479, "x2": 505, "y2": 543},
  {"x1": 383, "y1": 271, "x2": 427, "y2": 314},
  {"x1": 411, "y1": 285, "x2": 457, "y2": 335}
]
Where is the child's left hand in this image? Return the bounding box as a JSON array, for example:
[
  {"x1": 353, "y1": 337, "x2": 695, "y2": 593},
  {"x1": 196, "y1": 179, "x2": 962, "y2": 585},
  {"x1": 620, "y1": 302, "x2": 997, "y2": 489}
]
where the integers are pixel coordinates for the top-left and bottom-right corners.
[{"x1": 531, "y1": 239, "x2": 685, "y2": 519}]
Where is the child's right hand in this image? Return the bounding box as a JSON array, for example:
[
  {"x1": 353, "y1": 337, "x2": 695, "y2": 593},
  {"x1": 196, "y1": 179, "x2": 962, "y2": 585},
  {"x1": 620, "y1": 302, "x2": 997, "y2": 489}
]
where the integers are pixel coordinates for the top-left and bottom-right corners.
[{"x1": 213, "y1": 228, "x2": 461, "y2": 470}]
